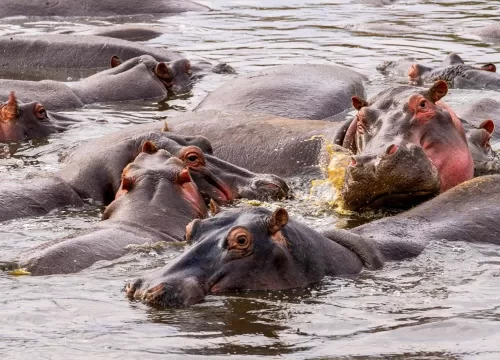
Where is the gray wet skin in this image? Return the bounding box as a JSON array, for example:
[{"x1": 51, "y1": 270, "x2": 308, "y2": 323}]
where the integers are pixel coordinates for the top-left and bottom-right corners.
[
  {"x1": 335, "y1": 81, "x2": 474, "y2": 211},
  {"x1": 122, "y1": 111, "x2": 344, "y2": 178},
  {"x1": 194, "y1": 64, "x2": 367, "y2": 120},
  {"x1": 0, "y1": 0, "x2": 208, "y2": 18},
  {"x1": 378, "y1": 53, "x2": 499, "y2": 90},
  {"x1": 59, "y1": 129, "x2": 290, "y2": 205},
  {"x1": 0, "y1": 55, "x2": 192, "y2": 111},
  {"x1": 0, "y1": 91, "x2": 76, "y2": 141},
  {"x1": 126, "y1": 206, "x2": 383, "y2": 307},
  {"x1": 19, "y1": 146, "x2": 209, "y2": 276},
  {"x1": 128, "y1": 175, "x2": 500, "y2": 308}
]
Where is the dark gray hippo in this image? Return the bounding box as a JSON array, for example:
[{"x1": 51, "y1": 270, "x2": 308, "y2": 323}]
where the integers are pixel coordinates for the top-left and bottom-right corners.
[
  {"x1": 81, "y1": 26, "x2": 165, "y2": 42},
  {"x1": 0, "y1": 174, "x2": 83, "y2": 223},
  {"x1": 194, "y1": 64, "x2": 367, "y2": 120},
  {"x1": 459, "y1": 98, "x2": 500, "y2": 142},
  {"x1": 0, "y1": 35, "x2": 232, "y2": 81},
  {"x1": 0, "y1": 91, "x2": 76, "y2": 141},
  {"x1": 1, "y1": 0, "x2": 208, "y2": 18},
  {"x1": 58, "y1": 129, "x2": 290, "y2": 205},
  {"x1": 126, "y1": 175, "x2": 500, "y2": 308},
  {"x1": 115, "y1": 111, "x2": 344, "y2": 178},
  {"x1": 378, "y1": 53, "x2": 498, "y2": 90},
  {"x1": 19, "y1": 145, "x2": 209, "y2": 276},
  {"x1": 473, "y1": 24, "x2": 500, "y2": 44},
  {"x1": 0, "y1": 55, "x2": 191, "y2": 110},
  {"x1": 335, "y1": 81, "x2": 474, "y2": 211}
]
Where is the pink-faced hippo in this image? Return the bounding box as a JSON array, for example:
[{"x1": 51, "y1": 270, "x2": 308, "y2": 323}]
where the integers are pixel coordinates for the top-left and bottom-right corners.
[
  {"x1": 194, "y1": 64, "x2": 367, "y2": 120},
  {"x1": 336, "y1": 81, "x2": 474, "y2": 211},
  {"x1": 19, "y1": 144, "x2": 209, "y2": 275},
  {"x1": 127, "y1": 175, "x2": 500, "y2": 307}
]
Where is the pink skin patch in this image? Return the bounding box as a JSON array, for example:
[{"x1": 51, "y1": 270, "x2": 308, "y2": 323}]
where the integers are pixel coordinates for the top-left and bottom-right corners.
[{"x1": 409, "y1": 95, "x2": 474, "y2": 192}]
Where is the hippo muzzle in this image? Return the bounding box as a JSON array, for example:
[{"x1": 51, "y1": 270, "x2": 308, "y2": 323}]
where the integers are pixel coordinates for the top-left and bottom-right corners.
[{"x1": 342, "y1": 143, "x2": 441, "y2": 211}]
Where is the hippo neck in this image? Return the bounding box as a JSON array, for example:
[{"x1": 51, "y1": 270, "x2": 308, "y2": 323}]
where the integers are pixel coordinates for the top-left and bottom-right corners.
[{"x1": 104, "y1": 182, "x2": 198, "y2": 241}]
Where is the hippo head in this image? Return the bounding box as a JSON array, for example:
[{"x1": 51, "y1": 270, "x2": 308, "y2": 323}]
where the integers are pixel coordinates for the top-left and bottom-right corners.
[
  {"x1": 466, "y1": 120, "x2": 499, "y2": 176},
  {"x1": 111, "y1": 55, "x2": 192, "y2": 95},
  {"x1": 0, "y1": 91, "x2": 67, "y2": 141},
  {"x1": 104, "y1": 142, "x2": 208, "y2": 220},
  {"x1": 158, "y1": 130, "x2": 291, "y2": 203},
  {"x1": 126, "y1": 207, "x2": 300, "y2": 307},
  {"x1": 339, "y1": 81, "x2": 474, "y2": 211}
]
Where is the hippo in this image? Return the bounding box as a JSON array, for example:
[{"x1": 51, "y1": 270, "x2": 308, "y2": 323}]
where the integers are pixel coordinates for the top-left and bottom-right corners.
[
  {"x1": 464, "y1": 120, "x2": 500, "y2": 176},
  {"x1": 336, "y1": 81, "x2": 474, "y2": 211},
  {"x1": 0, "y1": 174, "x2": 83, "y2": 223},
  {"x1": 0, "y1": 91, "x2": 76, "y2": 141},
  {"x1": 459, "y1": 98, "x2": 500, "y2": 142},
  {"x1": 126, "y1": 206, "x2": 384, "y2": 307},
  {"x1": 19, "y1": 144, "x2": 209, "y2": 275},
  {"x1": 0, "y1": 55, "x2": 191, "y2": 111},
  {"x1": 127, "y1": 175, "x2": 500, "y2": 308},
  {"x1": 58, "y1": 128, "x2": 290, "y2": 205},
  {"x1": 473, "y1": 24, "x2": 500, "y2": 44},
  {"x1": 378, "y1": 53, "x2": 498, "y2": 90},
  {"x1": 194, "y1": 64, "x2": 367, "y2": 120},
  {"x1": 107, "y1": 111, "x2": 344, "y2": 178},
  {"x1": 79, "y1": 25, "x2": 164, "y2": 42},
  {"x1": 0, "y1": 0, "x2": 208, "y2": 18},
  {"x1": 0, "y1": 35, "x2": 232, "y2": 82}
]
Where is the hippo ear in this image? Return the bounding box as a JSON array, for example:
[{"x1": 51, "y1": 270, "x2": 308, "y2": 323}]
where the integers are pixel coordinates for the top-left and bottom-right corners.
[
  {"x1": 1, "y1": 91, "x2": 19, "y2": 122},
  {"x1": 268, "y1": 208, "x2": 289, "y2": 235},
  {"x1": 352, "y1": 96, "x2": 368, "y2": 111},
  {"x1": 480, "y1": 119, "x2": 495, "y2": 135},
  {"x1": 155, "y1": 62, "x2": 173, "y2": 80},
  {"x1": 480, "y1": 63, "x2": 496, "y2": 73},
  {"x1": 141, "y1": 141, "x2": 158, "y2": 154},
  {"x1": 110, "y1": 55, "x2": 122, "y2": 68},
  {"x1": 161, "y1": 121, "x2": 170, "y2": 132},
  {"x1": 209, "y1": 199, "x2": 221, "y2": 216},
  {"x1": 428, "y1": 80, "x2": 448, "y2": 102}
]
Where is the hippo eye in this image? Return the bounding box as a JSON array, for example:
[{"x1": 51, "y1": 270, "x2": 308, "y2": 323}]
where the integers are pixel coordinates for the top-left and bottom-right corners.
[
  {"x1": 227, "y1": 227, "x2": 253, "y2": 253},
  {"x1": 419, "y1": 100, "x2": 427, "y2": 109},
  {"x1": 187, "y1": 154, "x2": 199, "y2": 163},
  {"x1": 182, "y1": 147, "x2": 205, "y2": 167},
  {"x1": 34, "y1": 104, "x2": 46, "y2": 119}
]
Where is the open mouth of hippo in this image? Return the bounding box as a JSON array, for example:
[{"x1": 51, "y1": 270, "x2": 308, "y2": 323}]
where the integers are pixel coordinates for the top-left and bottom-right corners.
[
  {"x1": 180, "y1": 182, "x2": 208, "y2": 218},
  {"x1": 198, "y1": 176, "x2": 233, "y2": 205}
]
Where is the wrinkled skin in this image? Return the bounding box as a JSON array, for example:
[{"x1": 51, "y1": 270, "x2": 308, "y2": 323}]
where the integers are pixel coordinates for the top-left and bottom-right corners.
[
  {"x1": 350, "y1": 175, "x2": 500, "y2": 260},
  {"x1": 58, "y1": 128, "x2": 290, "y2": 205},
  {"x1": 0, "y1": 92, "x2": 76, "y2": 141},
  {"x1": 195, "y1": 64, "x2": 367, "y2": 120},
  {"x1": 0, "y1": 174, "x2": 83, "y2": 223},
  {"x1": 0, "y1": 0, "x2": 208, "y2": 18},
  {"x1": 126, "y1": 207, "x2": 382, "y2": 307},
  {"x1": 0, "y1": 35, "x2": 233, "y2": 82},
  {"x1": 336, "y1": 81, "x2": 474, "y2": 211},
  {"x1": 118, "y1": 111, "x2": 343, "y2": 178},
  {"x1": 378, "y1": 53, "x2": 498, "y2": 90},
  {"x1": 0, "y1": 55, "x2": 190, "y2": 110},
  {"x1": 129, "y1": 175, "x2": 500, "y2": 308},
  {"x1": 19, "y1": 148, "x2": 208, "y2": 276}
]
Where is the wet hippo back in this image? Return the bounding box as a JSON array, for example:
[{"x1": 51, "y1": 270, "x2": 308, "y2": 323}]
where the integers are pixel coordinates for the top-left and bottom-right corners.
[
  {"x1": 195, "y1": 64, "x2": 367, "y2": 120},
  {"x1": 1, "y1": 0, "x2": 208, "y2": 18}
]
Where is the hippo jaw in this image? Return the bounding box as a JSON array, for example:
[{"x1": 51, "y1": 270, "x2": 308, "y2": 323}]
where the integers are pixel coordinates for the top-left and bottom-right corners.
[{"x1": 341, "y1": 143, "x2": 441, "y2": 212}]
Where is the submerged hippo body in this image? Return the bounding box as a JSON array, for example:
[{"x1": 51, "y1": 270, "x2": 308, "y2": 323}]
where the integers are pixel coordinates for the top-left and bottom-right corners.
[
  {"x1": 0, "y1": 92, "x2": 76, "y2": 141},
  {"x1": 378, "y1": 53, "x2": 498, "y2": 90},
  {"x1": 119, "y1": 111, "x2": 343, "y2": 177},
  {"x1": 126, "y1": 207, "x2": 383, "y2": 307},
  {"x1": 82, "y1": 26, "x2": 165, "y2": 42},
  {"x1": 195, "y1": 64, "x2": 367, "y2": 120},
  {"x1": 20, "y1": 147, "x2": 208, "y2": 276},
  {"x1": 1, "y1": 0, "x2": 208, "y2": 18},
  {"x1": 0, "y1": 55, "x2": 190, "y2": 110},
  {"x1": 336, "y1": 81, "x2": 474, "y2": 211},
  {"x1": 0, "y1": 174, "x2": 83, "y2": 223},
  {"x1": 474, "y1": 24, "x2": 500, "y2": 44},
  {"x1": 0, "y1": 35, "x2": 232, "y2": 82},
  {"x1": 128, "y1": 175, "x2": 500, "y2": 308},
  {"x1": 59, "y1": 129, "x2": 289, "y2": 205}
]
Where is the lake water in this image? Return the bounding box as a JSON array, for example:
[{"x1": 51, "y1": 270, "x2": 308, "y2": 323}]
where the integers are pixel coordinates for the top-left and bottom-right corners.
[{"x1": 1, "y1": 1, "x2": 500, "y2": 358}]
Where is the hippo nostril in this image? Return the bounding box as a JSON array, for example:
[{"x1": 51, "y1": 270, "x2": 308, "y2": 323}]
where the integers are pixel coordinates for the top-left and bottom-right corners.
[
  {"x1": 125, "y1": 279, "x2": 143, "y2": 298},
  {"x1": 350, "y1": 156, "x2": 358, "y2": 166},
  {"x1": 385, "y1": 144, "x2": 399, "y2": 156}
]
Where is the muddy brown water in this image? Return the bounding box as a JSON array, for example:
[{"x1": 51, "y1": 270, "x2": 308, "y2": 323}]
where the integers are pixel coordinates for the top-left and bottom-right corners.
[{"x1": 1, "y1": 1, "x2": 500, "y2": 359}]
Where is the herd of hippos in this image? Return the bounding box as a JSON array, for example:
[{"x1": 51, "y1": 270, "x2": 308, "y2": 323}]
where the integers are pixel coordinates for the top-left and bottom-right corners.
[{"x1": 1, "y1": 0, "x2": 500, "y2": 307}]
